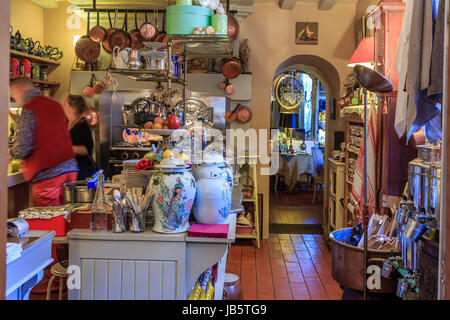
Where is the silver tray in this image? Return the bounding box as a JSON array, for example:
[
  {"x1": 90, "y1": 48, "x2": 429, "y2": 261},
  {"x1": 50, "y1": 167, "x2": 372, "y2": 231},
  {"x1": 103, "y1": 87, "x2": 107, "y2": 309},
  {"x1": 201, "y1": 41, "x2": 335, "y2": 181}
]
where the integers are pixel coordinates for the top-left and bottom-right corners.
[{"x1": 175, "y1": 98, "x2": 213, "y2": 128}]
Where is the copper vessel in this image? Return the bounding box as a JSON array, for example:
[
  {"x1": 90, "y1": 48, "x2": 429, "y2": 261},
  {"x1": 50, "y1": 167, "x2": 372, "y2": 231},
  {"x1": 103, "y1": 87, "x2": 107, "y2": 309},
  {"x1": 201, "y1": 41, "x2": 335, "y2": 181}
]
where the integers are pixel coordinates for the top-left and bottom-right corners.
[
  {"x1": 330, "y1": 228, "x2": 399, "y2": 294},
  {"x1": 223, "y1": 273, "x2": 242, "y2": 300}
]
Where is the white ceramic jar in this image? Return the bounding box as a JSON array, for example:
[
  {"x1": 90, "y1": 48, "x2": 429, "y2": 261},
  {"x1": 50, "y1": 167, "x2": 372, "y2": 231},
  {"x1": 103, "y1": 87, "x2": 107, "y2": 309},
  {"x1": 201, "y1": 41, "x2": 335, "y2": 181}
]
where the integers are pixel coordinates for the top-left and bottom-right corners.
[
  {"x1": 194, "y1": 171, "x2": 232, "y2": 224},
  {"x1": 149, "y1": 157, "x2": 196, "y2": 233}
]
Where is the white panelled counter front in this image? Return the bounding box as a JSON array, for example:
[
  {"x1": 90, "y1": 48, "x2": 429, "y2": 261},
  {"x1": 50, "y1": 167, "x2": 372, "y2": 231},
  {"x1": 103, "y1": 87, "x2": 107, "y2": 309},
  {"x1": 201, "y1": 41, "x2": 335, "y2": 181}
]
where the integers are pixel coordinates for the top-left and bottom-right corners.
[{"x1": 68, "y1": 214, "x2": 236, "y2": 300}]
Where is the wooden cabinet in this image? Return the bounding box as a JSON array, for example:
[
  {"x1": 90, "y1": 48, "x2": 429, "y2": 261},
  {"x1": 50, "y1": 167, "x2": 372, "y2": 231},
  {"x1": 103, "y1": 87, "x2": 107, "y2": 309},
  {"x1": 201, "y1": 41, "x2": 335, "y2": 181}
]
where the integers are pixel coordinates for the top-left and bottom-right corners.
[{"x1": 328, "y1": 158, "x2": 345, "y2": 232}]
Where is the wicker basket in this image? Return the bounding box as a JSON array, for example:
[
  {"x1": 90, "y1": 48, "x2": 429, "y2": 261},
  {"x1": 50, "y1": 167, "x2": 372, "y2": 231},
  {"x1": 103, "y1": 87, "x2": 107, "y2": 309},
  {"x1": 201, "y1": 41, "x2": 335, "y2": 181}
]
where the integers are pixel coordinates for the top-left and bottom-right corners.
[{"x1": 236, "y1": 224, "x2": 254, "y2": 235}]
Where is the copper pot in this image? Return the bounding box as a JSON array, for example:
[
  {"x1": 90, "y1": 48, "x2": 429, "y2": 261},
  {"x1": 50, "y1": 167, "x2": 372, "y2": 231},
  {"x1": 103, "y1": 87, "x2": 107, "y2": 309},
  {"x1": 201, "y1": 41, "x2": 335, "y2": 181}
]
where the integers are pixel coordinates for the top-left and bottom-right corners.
[
  {"x1": 225, "y1": 83, "x2": 236, "y2": 95},
  {"x1": 140, "y1": 11, "x2": 156, "y2": 41},
  {"x1": 223, "y1": 273, "x2": 242, "y2": 300},
  {"x1": 221, "y1": 57, "x2": 241, "y2": 80},
  {"x1": 84, "y1": 107, "x2": 99, "y2": 129},
  {"x1": 89, "y1": 11, "x2": 106, "y2": 43},
  {"x1": 109, "y1": 10, "x2": 131, "y2": 51},
  {"x1": 227, "y1": 14, "x2": 239, "y2": 41},
  {"x1": 330, "y1": 228, "x2": 399, "y2": 294},
  {"x1": 75, "y1": 11, "x2": 100, "y2": 63},
  {"x1": 130, "y1": 10, "x2": 145, "y2": 50},
  {"x1": 103, "y1": 10, "x2": 119, "y2": 54}
]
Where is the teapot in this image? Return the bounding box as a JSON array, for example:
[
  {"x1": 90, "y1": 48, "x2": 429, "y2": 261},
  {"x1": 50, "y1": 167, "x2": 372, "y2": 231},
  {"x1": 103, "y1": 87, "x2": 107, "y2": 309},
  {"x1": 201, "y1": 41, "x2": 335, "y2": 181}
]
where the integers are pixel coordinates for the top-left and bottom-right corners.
[
  {"x1": 25, "y1": 38, "x2": 36, "y2": 55},
  {"x1": 33, "y1": 41, "x2": 44, "y2": 57},
  {"x1": 122, "y1": 48, "x2": 142, "y2": 70}
]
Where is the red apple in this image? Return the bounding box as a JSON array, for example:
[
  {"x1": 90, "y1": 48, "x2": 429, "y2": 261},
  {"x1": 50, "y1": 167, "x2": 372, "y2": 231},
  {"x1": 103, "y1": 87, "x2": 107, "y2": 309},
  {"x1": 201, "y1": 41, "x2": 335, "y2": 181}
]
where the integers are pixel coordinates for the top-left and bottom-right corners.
[{"x1": 167, "y1": 115, "x2": 181, "y2": 129}]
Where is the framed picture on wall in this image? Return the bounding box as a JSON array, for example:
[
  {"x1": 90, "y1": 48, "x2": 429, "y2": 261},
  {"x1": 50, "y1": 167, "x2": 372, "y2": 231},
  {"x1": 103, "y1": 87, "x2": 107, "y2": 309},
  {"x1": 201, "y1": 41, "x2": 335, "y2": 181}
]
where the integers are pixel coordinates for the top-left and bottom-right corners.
[{"x1": 296, "y1": 22, "x2": 319, "y2": 45}]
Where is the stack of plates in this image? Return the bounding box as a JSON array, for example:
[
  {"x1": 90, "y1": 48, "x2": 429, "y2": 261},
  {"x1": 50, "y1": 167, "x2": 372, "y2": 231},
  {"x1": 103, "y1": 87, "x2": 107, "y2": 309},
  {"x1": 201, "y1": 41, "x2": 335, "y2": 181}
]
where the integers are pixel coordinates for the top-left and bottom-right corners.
[{"x1": 121, "y1": 160, "x2": 152, "y2": 189}]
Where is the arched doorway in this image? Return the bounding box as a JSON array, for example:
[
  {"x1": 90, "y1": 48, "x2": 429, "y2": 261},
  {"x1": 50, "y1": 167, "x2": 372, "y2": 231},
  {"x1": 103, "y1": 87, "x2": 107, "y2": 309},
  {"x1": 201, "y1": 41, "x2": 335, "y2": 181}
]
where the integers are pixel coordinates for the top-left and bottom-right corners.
[{"x1": 270, "y1": 55, "x2": 341, "y2": 235}]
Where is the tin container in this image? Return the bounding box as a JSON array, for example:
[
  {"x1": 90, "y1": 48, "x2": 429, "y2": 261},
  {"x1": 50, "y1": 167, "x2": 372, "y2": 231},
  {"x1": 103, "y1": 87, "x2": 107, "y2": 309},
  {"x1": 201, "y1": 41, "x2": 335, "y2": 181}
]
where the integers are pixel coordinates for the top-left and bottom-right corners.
[
  {"x1": 428, "y1": 161, "x2": 441, "y2": 221},
  {"x1": 166, "y1": 5, "x2": 212, "y2": 35},
  {"x1": 408, "y1": 145, "x2": 439, "y2": 213}
]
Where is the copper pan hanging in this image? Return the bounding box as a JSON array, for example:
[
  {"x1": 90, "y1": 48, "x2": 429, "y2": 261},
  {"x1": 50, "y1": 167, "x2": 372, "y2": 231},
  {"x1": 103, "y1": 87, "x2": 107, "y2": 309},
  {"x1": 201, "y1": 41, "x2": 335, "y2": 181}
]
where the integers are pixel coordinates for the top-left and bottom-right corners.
[
  {"x1": 75, "y1": 11, "x2": 100, "y2": 63},
  {"x1": 103, "y1": 9, "x2": 120, "y2": 54},
  {"x1": 89, "y1": 11, "x2": 106, "y2": 43},
  {"x1": 221, "y1": 57, "x2": 241, "y2": 79},
  {"x1": 227, "y1": 13, "x2": 239, "y2": 40},
  {"x1": 109, "y1": 10, "x2": 131, "y2": 50},
  {"x1": 140, "y1": 10, "x2": 156, "y2": 41},
  {"x1": 154, "y1": 11, "x2": 168, "y2": 44},
  {"x1": 130, "y1": 9, "x2": 145, "y2": 50}
]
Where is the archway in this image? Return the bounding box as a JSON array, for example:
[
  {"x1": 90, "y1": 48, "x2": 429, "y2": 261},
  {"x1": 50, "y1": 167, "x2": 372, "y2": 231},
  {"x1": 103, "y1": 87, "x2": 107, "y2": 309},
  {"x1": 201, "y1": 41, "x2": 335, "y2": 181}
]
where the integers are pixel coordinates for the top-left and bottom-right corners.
[{"x1": 270, "y1": 55, "x2": 341, "y2": 234}]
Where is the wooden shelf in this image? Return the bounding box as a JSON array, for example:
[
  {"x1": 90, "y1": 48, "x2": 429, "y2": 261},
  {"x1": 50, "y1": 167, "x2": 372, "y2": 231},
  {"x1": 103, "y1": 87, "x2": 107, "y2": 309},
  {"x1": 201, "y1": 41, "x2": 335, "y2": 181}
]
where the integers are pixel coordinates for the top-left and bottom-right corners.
[
  {"x1": 235, "y1": 230, "x2": 258, "y2": 239},
  {"x1": 10, "y1": 76, "x2": 60, "y2": 87},
  {"x1": 10, "y1": 49, "x2": 61, "y2": 66}
]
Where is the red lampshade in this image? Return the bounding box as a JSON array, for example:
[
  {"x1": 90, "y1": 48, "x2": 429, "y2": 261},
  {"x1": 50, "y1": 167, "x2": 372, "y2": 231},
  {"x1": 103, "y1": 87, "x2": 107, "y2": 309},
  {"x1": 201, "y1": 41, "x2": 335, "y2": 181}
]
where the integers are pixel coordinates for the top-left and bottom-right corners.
[{"x1": 347, "y1": 37, "x2": 375, "y2": 68}]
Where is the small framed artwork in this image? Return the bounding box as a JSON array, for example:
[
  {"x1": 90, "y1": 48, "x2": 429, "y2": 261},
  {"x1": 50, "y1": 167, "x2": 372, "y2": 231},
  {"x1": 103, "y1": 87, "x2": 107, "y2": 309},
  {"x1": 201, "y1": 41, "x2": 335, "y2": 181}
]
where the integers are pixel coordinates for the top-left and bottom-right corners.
[{"x1": 296, "y1": 22, "x2": 319, "y2": 45}]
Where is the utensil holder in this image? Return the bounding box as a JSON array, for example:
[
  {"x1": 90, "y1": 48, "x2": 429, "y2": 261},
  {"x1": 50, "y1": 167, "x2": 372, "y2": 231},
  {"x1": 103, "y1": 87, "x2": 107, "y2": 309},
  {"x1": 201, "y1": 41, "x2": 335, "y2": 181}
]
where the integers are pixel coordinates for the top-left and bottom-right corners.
[
  {"x1": 129, "y1": 211, "x2": 145, "y2": 232},
  {"x1": 112, "y1": 215, "x2": 126, "y2": 233}
]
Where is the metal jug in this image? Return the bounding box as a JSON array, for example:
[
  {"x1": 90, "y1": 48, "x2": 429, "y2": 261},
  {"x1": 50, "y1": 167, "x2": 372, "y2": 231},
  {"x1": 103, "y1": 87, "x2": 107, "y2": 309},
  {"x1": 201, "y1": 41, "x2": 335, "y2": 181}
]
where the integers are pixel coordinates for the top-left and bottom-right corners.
[
  {"x1": 428, "y1": 161, "x2": 441, "y2": 222},
  {"x1": 126, "y1": 48, "x2": 142, "y2": 70}
]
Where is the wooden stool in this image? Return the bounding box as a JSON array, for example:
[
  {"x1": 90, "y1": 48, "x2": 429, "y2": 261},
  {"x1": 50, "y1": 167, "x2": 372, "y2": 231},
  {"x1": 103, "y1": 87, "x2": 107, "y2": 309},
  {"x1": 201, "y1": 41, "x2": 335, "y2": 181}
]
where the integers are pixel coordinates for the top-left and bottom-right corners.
[{"x1": 46, "y1": 261, "x2": 68, "y2": 300}]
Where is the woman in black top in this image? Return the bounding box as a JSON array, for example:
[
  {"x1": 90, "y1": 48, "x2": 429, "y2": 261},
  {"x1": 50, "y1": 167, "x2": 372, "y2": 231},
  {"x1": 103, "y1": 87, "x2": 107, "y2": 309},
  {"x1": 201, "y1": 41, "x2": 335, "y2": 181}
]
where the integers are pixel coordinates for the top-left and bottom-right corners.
[{"x1": 63, "y1": 95, "x2": 97, "y2": 180}]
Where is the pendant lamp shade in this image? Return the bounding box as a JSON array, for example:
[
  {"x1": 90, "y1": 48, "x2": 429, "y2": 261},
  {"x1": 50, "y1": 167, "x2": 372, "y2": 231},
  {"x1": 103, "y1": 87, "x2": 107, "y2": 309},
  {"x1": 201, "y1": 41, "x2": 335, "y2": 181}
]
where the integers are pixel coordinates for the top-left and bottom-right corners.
[{"x1": 347, "y1": 37, "x2": 375, "y2": 68}]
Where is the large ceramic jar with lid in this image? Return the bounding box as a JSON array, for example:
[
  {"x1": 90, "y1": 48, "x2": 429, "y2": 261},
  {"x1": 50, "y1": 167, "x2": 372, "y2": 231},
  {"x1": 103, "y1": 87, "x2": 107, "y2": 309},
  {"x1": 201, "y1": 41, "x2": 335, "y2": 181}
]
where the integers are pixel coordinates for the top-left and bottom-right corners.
[
  {"x1": 194, "y1": 170, "x2": 232, "y2": 224},
  {"x1": 149, "y1": 157, "x2": 196, "y2": 233},
  {"x1": 193, "y1": 151, "x2": 233, "y2": 189}
]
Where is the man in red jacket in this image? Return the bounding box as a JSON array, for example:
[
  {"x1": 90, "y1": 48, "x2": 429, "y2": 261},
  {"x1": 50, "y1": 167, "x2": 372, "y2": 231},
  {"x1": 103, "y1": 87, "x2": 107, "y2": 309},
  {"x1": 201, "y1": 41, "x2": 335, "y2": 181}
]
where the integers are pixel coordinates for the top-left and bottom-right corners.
[{"x1": 10, "y1": 78, "x2": 78, "y2": 207}]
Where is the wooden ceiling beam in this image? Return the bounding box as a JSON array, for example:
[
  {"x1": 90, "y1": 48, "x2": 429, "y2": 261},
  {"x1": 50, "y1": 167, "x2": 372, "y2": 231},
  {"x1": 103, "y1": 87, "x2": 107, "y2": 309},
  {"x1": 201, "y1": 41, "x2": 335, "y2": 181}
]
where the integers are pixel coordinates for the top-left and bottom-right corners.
[
  {"x1": 279, "y1": 0, "x2": 297, "y2": 11},
  {"x1": 318, "y1": 0, "x2": 338, "y2": 10}
]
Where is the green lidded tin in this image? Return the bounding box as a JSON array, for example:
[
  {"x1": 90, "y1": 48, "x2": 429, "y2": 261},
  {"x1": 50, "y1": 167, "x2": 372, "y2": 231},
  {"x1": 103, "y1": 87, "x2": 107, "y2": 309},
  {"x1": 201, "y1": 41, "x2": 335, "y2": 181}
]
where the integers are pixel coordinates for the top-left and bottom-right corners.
[
  {"x1": 176, "y1": 0, "x2": 192, "y2": 5},
  {"x1": 166, "y1": 5, "x2": 213, "y2": 35},
  {"x1": 212, "y1": 14, "x2": 228, "y2": 34}
]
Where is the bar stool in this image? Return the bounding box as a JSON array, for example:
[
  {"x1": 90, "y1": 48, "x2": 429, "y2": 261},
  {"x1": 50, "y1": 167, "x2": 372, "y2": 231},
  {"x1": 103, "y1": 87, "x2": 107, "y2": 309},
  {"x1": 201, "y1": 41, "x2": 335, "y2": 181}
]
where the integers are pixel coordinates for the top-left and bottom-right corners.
[{"x1": 46, "y1": 260, "x2": 68, "y2": 300}]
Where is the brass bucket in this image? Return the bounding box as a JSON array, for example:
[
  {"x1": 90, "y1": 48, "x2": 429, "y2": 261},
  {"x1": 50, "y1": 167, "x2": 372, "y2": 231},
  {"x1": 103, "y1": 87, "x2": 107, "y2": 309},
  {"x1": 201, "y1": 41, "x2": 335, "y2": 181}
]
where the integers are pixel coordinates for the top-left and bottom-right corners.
[{"x1": 330, "y1": 228, "x2": 400, "y2": 294}]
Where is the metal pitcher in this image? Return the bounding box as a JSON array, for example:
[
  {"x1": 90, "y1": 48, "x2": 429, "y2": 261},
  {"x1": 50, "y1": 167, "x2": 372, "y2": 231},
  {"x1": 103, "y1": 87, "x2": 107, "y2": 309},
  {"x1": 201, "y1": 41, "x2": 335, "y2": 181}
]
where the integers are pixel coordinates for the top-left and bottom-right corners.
[{"x1": 125, "y1": 48, "x2": 142, "y2": 70}]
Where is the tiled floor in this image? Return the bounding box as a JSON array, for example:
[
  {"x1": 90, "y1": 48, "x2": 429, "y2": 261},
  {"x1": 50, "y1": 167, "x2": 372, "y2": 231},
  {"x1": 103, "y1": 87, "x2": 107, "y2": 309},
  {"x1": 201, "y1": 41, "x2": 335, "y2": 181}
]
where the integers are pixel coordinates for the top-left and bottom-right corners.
[
  {"x1": 270, "y1": 205, "x2": 323, "y2": 225},
  {"x1": 226, "y1": 234, "x2": 343, "y2": 300}
]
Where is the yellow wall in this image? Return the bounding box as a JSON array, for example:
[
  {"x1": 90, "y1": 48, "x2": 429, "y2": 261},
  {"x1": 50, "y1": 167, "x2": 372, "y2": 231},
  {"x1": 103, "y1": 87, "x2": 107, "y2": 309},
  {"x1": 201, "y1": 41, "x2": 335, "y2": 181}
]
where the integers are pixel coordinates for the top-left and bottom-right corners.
[
  {"x1": 10, "y1": 0, "x2": 86, "y2": 103},
  {"x1": 240, "y1": 2, "x2": 358, "y2": 237},
  {"x1": 10, "y1": 0, "x2": 44, "y2": 44}
]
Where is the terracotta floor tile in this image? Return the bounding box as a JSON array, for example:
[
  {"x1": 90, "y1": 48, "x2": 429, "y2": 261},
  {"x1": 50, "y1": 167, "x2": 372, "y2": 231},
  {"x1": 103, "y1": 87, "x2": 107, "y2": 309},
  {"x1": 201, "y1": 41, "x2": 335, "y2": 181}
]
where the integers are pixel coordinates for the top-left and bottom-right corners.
[
  {"x1": 287, "y1": 271, "x2": 304, "y2": 283},
  {"x1": 257, "y1": 281, "x2": 274, "y2": 295},
  {"x1": 293, "y1": 294, "x2": 311, "y2": 300},
  {"x1": 258, "y1": 293, "x2": 276, "y2": 300},
  {"x1": 243, "y1": 285, "x2": 257, "y2": 300},
  {"x1": 230, "y1": 223, "x2": 338, "y2": 300},
  {"x1": 275, "y1": 288, "x2": 293, "y2": 300},
  {"x1": 273, "y1": 277, "x2": 290, "y2": 290}
]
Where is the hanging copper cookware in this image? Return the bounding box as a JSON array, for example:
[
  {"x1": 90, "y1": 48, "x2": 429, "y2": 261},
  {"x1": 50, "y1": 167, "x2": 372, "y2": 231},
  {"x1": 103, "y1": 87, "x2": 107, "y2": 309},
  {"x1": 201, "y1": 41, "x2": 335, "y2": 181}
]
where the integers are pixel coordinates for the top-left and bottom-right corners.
[
  {"x1": 154, "y1": 11, "x2": 168, "y2": 44},
  {"x1": 109, "y1": 10, "x2": 131, "y2": 51},
  {"x1": 75, "y1": 11, "x2": 100, "y2": 63},
  {"x1": 140, "y1": 10, "x2": 156, "y2": 41},
  {"x1": 227, "y1": 13, "x2": 239, "y2": 41},
  {"x1": 130, "y1": 10, "x2": 144, "y2": 50},
  {"x1": 103, "y1": 10, "x2": 119, "y2": 54},
  {"x1": 89, "y1": 11, "x2": 106, "y2": 43},
  {"x1": 221, "y1": 57, "x2": 241, "y2": 79},
  {"x1": 224, "y1": 104, "x2": 252, "y2": 123}
]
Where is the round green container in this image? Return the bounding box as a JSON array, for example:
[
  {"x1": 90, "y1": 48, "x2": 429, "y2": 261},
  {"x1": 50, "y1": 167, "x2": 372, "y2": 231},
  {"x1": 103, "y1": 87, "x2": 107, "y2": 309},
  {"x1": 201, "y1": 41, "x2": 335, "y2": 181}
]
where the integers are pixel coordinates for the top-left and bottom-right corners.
[
  {"x1": 212, "y1": 14, "x2": 227, "y2": 34},
  {"x1": 167, "y1": 5, "x2": 213, "y2": 35},
  {"x1": 176, "y1": 0, "x2": 192, "y2": 5}
]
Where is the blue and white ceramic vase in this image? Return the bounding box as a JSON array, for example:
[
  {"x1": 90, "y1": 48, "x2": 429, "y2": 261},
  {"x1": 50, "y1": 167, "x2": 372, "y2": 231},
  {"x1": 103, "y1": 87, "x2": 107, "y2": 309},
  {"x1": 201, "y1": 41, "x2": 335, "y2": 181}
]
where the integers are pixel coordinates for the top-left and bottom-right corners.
[
  {"x1": 193, "y1": 172, "x2": 232, "y2": 224},
  {"x1": 149, "y1": 157, "x2": 196, "y2": 233}
]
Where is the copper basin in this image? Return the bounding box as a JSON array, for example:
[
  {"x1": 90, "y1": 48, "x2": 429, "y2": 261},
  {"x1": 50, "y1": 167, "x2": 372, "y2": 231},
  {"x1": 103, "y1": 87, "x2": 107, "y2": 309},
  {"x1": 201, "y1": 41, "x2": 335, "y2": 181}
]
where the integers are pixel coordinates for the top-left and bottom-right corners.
[{"x1": 330, "y1": 228, "x2": 400, "y2": 294}]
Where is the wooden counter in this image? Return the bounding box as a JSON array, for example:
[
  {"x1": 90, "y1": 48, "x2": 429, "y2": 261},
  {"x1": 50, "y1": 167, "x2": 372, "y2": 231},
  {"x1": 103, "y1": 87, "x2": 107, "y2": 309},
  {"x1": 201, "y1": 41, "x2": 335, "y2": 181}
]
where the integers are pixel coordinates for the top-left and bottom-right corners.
[{"x1": 68, "y1": 214, "x2": 236, "y2": 300}]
